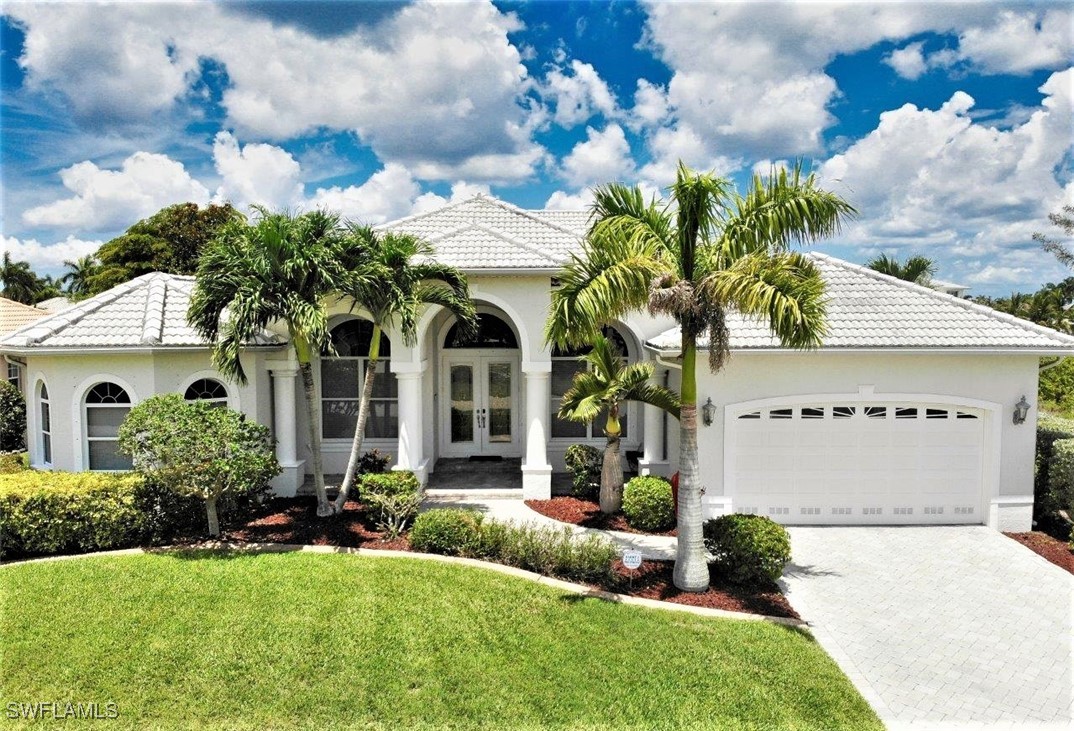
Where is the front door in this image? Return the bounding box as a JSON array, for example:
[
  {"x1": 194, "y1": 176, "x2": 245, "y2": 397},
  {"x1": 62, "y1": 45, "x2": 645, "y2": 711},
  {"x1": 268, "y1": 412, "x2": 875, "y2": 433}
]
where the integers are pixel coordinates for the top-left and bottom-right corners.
[{"x1": 441, "y1": 354, "x2": 520, "y2": 457}]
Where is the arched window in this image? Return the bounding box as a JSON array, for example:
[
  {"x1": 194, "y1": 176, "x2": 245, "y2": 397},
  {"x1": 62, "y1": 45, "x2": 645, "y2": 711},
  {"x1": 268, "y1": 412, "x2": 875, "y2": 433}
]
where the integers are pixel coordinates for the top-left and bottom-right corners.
[
  {"x1": 550, "y1": 326, "x2": 631, "y2": 440},
  {"x1": 39, "y1": 382, "x2": 51, "y2": 465},
  {"x1": 444, "y1": 314, "x2": 518, "y2": 349},
  {"x1": 85, "y1": 382, "x2": 133, "y2": 470},
  {"x1": 184, "y1": 378, "x2": 228, "y2": 407},
  {"x1": 321, "y1": 320, "x2": 397, "y2": 440}
]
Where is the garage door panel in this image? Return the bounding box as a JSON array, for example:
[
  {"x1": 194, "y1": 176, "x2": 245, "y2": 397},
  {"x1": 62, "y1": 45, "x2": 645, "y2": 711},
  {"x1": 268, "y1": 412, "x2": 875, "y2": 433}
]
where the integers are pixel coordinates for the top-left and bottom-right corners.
[{"x1": 729, "y1": 401, "x2": 985, "y2": 526}]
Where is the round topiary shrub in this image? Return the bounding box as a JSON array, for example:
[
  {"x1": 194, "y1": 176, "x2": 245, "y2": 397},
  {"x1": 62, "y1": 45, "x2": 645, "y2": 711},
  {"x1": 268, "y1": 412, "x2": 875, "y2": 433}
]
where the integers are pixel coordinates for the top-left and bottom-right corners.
[
  {"x1": 0, "y1": 381, "x2": 26, "y2": 452},
  {"x1": 622, "y1": 476, "x2": 674, "y2": 532},
  {"x1": 409, "y1": 508, "x2": 483, "y2": 556},
  {"x1": 703, "y1": 514, "x2": 791, "y2": 585}
]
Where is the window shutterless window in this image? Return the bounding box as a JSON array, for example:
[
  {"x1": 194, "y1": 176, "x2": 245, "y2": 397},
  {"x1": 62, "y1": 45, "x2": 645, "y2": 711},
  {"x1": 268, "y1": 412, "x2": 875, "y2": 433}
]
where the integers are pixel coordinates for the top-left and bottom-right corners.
[
  {"x1": 321, "y1": 320, "x2": 398, "y2": 440},
  {"x1": 85, "y1": 382, "x2": 132, "y2": 470},
  {"x1": 550, "y1": 326, "x2": 629, "y2": 440},
  {"x1": 184, "y1": 378, "x2": 228, "y2": 407},
  {"x1": 39, "y1": 382, "x2": 51, "y2": 465}
]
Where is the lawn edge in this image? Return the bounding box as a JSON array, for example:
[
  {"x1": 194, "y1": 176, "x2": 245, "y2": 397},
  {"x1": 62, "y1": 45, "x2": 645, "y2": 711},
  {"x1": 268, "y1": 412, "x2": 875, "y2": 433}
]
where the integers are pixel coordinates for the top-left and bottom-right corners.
[{"x1": 2, "y1": 541, "x2": 808, "y2": 628}]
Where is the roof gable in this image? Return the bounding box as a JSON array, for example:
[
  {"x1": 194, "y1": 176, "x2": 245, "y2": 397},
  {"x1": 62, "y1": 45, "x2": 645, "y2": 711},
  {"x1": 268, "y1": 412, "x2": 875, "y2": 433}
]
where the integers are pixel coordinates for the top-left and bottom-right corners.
[{"x1": 0, "y1": 297, "x2": 49, "y2": 336}]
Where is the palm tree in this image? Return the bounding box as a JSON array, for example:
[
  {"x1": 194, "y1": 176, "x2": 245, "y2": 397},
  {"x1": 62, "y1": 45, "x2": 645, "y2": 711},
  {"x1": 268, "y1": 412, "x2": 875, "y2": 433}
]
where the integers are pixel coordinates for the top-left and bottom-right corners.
[
  {"x1": 546, "y1": 162, "x2": 854, "y2": 592},
  {"x1": 558, "y1": 333, "x2": 680, "y2": 513},
  {"x1": 867, "y1": 253, "x2": 936, "y2": 284},
  {"x1": 1, "y1": 252, "x2": 40, "y2": 304},
  {"x1": 60, "y1": 255, "x2": 99, "y2": 299},
  {"x1": 331, "y1": 225, "x2": 477, "y2": 513},
  {"x1": 187, "y1": 207, "x2": 378, "y2": 516}
]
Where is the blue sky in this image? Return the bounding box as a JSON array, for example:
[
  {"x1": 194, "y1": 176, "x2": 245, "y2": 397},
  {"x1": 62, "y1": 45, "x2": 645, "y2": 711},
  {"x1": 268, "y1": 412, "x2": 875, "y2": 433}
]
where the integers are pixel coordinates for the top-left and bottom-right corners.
[{"x1": 1, "y1": 1, "x2": 1071, "y2": 296}]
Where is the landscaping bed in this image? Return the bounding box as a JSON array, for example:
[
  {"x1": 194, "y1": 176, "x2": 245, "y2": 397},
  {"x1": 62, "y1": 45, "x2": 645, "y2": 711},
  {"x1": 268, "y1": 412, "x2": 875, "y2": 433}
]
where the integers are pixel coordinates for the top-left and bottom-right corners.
[
  {"x1": 525, "y1": 496, "x2": 677, "y2": 536},
  {"x1": 1005, "y1": 531, "x2": 1074, "y2": 575}
]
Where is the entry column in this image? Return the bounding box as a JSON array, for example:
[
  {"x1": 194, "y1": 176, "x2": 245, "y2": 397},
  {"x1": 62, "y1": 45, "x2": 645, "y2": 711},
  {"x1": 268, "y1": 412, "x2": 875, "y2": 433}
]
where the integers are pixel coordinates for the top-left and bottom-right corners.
[
  {"x1": 521, "y1": 364, "x2": 552, "y2": 499},
  {"x1": 639, "y1": 365, "x2": 670, "y2": 477},
  {"x1": 392, "y1": 361, "x2": 429, "y2": 486},
  {"x1": 268, "y1": 358, "x2": 305, "y2": 497}
]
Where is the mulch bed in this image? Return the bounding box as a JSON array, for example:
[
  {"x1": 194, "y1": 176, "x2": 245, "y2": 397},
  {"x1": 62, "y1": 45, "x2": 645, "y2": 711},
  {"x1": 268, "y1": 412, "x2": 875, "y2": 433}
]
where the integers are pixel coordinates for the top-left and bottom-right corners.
[
  {"x1": 222, "y1": 496, "x2": 411, "y2": 552},
  {"x1": 525, "y1": 496, "x2": 678, "y2": 537},
  {"x1": 1004, "y1": 531, "x2": 1074, "y2": 576}
]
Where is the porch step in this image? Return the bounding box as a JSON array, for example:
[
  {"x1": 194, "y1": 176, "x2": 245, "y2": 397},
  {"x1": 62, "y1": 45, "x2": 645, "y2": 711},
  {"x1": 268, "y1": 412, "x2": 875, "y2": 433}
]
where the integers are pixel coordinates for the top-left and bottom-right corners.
[{"x1": 423, "y1": 488, "x2": 524, "y2": 500}]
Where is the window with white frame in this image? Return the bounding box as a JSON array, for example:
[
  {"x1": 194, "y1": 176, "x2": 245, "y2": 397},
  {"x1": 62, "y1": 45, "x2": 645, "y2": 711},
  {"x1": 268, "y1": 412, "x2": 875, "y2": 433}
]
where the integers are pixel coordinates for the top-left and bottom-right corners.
[
  {"x1": 550, "y1": 326, "x2": 630, "y2": 440},
  {"x1": 85, "y1": 382, "x2": 133, "y2": 470},
  {"x1": 7, "y1": 362, "x2": 21, "y2": 391},
  {"x1": 39, "y1": 382, "x2": 51, "y2": 465},
  {"x1": 184, "y1": 378, "x2": 229, "y2": 407},
  {"x1": 321, "y1": 320, "x2": 398, "y2": 440}
]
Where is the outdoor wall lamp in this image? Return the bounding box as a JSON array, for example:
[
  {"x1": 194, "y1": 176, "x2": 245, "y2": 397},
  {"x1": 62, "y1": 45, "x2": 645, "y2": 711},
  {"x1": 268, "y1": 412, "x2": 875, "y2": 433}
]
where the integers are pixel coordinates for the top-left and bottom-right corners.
[
  {"x1": 1013, "y1": 395, "x2": 1031, "y2": 425},
  {"x1": 702, "y1": 397, "x2": 716, "y2": 427}
]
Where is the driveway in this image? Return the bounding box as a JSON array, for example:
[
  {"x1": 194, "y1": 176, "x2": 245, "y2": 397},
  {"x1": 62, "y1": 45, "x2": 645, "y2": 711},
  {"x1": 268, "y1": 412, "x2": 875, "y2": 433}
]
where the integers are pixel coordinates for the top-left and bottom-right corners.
[{"x1": 782, "y1": 527, "x2": 1073, "y2": 730}]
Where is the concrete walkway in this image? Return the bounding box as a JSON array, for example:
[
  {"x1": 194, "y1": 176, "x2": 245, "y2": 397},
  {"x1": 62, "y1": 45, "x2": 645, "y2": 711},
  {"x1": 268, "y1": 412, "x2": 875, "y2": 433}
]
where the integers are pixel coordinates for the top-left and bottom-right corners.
[{"x1": 782, "y1": 526, "x2": 1074, "y2": 731}]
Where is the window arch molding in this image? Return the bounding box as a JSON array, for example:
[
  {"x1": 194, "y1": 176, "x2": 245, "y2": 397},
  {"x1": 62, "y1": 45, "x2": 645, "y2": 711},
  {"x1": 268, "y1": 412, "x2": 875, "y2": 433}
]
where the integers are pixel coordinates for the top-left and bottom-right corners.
[
  {"x1": 178, "y1": 370, "x2": 238, "y2": 410},
  {"x1": 71, "y1": 374, "x2": 138, "y2": 471}
]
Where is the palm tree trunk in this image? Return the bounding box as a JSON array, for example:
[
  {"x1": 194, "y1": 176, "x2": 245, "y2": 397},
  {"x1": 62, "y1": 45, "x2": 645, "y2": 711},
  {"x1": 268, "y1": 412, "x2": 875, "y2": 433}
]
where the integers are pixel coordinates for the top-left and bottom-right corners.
[
  {"x1": 599, "y1": 402, "x2": 624, "y2": 513},
  {"x1": 205, "y1": 494, "x2": 221, "y2": 538},
  {"x1": 298, "y1": 358, "x2": 331, "y2": 517},
  {"x1": 673, "y1": 340, "x2": 709, "y2": 592},
  {"x1": 332, "y1": 325, "x2": 381, "y2": 513}
]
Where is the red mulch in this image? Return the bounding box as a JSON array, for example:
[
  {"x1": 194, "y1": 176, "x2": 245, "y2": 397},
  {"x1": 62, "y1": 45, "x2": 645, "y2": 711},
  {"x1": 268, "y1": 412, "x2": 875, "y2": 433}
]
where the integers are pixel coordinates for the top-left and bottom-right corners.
[
  {"x1": 1004, "y1": 531, "x2": 1074, "y2": 576},
  {"x1": 525, "y1": 496, "x2": 677, "y2": 537},
  {"x1": 222, "y1": 496, "x2": 411, "y2": 552}
]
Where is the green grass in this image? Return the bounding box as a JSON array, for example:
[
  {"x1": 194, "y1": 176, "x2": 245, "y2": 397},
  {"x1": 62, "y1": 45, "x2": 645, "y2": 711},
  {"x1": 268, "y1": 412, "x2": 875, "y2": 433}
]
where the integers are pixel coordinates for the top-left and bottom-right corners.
[{"x1": 1, "y1": 552, "x2": 882, "y2": 731}]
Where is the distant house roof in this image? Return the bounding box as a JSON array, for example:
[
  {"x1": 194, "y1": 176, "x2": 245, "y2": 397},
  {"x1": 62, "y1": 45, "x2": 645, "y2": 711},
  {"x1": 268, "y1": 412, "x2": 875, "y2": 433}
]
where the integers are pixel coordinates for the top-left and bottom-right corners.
[
  {"x1": 0, "y1": 273, "x2": 283, "y2": 351},
  {"x1": 378, "y1": 195, "x2": 589, "y2": 271},
  {"x1": 35, "y1": 296, "x2": 76, "y2": 313},
  {"x1": 0, "y1": 297, "x2": 49, "y2": 336},
  {"x1": 647, "y1": 253, "x2": 1074, "y2": 353},
  {"x1": 929, "y1": 279, "x2": 970, "y2": 297}
]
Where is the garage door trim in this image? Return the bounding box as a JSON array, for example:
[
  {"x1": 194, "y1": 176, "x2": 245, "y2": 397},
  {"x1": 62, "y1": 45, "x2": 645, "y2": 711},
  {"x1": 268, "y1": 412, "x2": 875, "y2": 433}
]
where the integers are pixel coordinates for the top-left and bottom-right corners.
[{"x1": 722, "y1": 391, "x2": 1002, "y2": 524}]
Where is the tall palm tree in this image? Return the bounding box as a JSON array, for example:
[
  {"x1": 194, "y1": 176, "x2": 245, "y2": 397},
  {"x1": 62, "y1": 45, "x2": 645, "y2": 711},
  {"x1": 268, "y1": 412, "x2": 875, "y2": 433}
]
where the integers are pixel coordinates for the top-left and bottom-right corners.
[
  {"x1": 187, "y1": 207, "x2": 378, "y2": 516},
  {"x1": 558, "y1": 333, "x2": 680, "y2": 513},
  {"x1": 331, "y1": 225, "x2": 477, "y2": 513},
  {"x1": 60, "y1": 255, "x2": 100, "y2": 299},
  {"x1": 546, "y1": 162, "x2": 854, "y2": 592},
  {"x1": 867, "y1": 253, "x2": 936, "y2": 284},
  {"x1": 1, "y1": 252, "x2": 40, "y2": 304}
]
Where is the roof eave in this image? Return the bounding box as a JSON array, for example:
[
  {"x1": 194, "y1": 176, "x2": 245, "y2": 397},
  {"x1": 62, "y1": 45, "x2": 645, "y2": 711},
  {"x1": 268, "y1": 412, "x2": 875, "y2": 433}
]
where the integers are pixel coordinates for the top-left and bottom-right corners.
[
  {"x1": 0, "y1": 343, "x2": 288, "y2": 356},
  {"x1": 643, "y1": 344, "x2": 1074, "y2": 357}
]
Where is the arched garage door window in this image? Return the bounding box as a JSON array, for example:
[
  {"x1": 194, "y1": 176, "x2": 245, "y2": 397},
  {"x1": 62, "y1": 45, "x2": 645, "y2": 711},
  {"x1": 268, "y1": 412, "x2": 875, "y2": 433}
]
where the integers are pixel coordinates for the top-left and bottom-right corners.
[{"x1": 85, "y1": 382, "x2": 133, "y2": 470}]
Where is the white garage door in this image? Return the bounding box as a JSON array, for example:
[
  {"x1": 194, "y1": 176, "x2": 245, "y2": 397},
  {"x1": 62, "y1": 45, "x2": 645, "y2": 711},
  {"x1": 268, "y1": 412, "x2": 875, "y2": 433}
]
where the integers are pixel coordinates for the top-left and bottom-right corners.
[{"x1": 727, "y1": 402, "x2": 985, "y2": 525}]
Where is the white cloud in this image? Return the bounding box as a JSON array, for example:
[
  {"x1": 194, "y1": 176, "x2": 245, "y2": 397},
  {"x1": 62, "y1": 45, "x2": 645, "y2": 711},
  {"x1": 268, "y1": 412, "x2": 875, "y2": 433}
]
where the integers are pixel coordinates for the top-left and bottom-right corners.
[
  {"x1": 953, "y1": 9, "x2": 1073, "y2": 75},
  {"x1": 307, "y1": 163, "x2": 422, "y2": 224},
  {"x1": 411, "y1": 181, "x2": 492, "y2": 216},
  {"x1": 544, "y1": 60, "x2": 619, "y2": 127},
  {"x1": 885, "y1": 42, "x2": 929, "y2": 80},
  {"x1": 212, "y1": 132, "x2": 303, "y2": 211},
  {"x1": 2, "y1": 234, "x2": 101, "y2": 268},
  {"x1": 965, "y1": 264, "x2": 1034, "y2": 285},
  {"x1": 629, "y1": 79, "x2": 669, "y2": 130},
  {"x1": 560, "y1": 124, "x2": 634, "y2": 189},
  {"x1": 21, "y1": 152, "x2": 209, "y2": 232},
  {"x1": 544, "y1": 189, "x2": 594, "y2": 211}
]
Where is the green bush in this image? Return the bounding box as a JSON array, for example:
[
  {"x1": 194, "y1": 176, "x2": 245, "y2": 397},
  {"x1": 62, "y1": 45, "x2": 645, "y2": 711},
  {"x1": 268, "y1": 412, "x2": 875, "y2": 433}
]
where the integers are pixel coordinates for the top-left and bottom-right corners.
[
  {"x1": 0, "y1": 381, "x2": 26, "y2": 452},
  {"x1": 361, "y1": 471, "x2": 422, "y2": 538},
  {"x1": 1035, "y1": 414, "x2": 1074, "y2": 529},
  {"x1": 703, "y1": 514, "x2": 791, "y2": 585},
  {"x1": 622, "y1": 476, "x2": 674, "y2": 532},
  {"x1": 1045, "y1": 438, "x2": 1074, "y2": 518},
  {"x1": 483, "y1": 522, "x2": 617, "y2": 582},
  {"x1": 564, "y1": 444, "x2": 601, "y2": 499},
  {"x1": 357, "y1": 449, "x2": 391, "y2": 475},
  {"x1": 0, "y1": 451, "x2": 26, "y2": 474},
  {"x1": 409, "y1": 509, "x2": 484, "y2": 555}
]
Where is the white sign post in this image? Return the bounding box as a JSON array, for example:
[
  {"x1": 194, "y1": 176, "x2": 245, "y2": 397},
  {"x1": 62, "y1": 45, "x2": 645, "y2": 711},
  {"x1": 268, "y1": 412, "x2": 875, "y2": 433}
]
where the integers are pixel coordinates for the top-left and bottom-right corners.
[{"x1": 622, "y1": 549, "x2": 643, "y2": 589}]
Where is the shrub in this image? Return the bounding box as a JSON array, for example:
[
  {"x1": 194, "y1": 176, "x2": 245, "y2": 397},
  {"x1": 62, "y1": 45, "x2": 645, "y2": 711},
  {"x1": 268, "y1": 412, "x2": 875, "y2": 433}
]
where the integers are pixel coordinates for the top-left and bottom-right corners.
[
  {"x1": 0, "y1": 381, "x2": 26, "y2": 452},
  {"x1": 622, "y1": 476, "x2": 674, "y2": 532},
  {"x1": 0, "y1": 451, "x2": 26, "y2": 474},
  {"x1": 703, "y1": 514, "x2": 791, "y2": 585},
  {"x1": 1035, "y1": 414, "x2": 1074, "y2": 531},
  {"x1": 564, "y1": 444, "x2": 601, "y2": 499},
  {"x1": 409, "y1": 509, "x2": 483, "y2": 555},
  {"x1": 484, "y1": 522, "x2": 618, "y2": 582},
  {"x1": 1045, "y1": 438, "x2": 1074, "y2": 518},
  {"x1": 357, "y1": 448, "x2": 391, "y2": 475},
  {"x1": 361, "y1": 471, "x2": 422, "y2": 538},
  {"x1": 119, "y1": 394, "x2": 278, "y2": 537}
]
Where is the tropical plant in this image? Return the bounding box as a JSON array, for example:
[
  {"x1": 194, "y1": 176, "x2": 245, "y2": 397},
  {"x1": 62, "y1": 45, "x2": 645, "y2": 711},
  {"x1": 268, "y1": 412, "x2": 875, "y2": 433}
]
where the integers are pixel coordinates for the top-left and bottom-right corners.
[
  {"x1": 59, "y1": 255, "x2": 100, "y2": 299},
  {"x1": 563, "y1": 443, "x2": 602, "y2": 498},
  {"x1": 1036, "y1": 204, "x2": 1074, "y2": 269},
  {"x1": 545, "y1": 162, "x2": 853, "y2": 591},
  {"x1": 558, "y1": 334, "x2": 679, "y2": 513},
  {"x1": 0, "y1": 380, "x2": 26, "y2": 452},
  {"x1": 866, "y1": 253, "x2": 936, "y2": 284},
  {"x1": 1, "y1": 252, "x2": 41, "y2": 304},
  {"x1": 330, "y1": 226, "x2": 476, "y2": 513},
  {"x1": 187, "y1": 207, "x2": 376, "y2": 516}
]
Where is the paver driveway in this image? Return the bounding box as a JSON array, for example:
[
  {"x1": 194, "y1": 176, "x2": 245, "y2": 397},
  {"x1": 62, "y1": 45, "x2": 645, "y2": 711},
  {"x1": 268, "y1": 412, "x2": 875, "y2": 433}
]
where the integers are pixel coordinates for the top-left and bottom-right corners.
[{"x1": 782, "y1": 527, "x2": 1072, "y2": 730}]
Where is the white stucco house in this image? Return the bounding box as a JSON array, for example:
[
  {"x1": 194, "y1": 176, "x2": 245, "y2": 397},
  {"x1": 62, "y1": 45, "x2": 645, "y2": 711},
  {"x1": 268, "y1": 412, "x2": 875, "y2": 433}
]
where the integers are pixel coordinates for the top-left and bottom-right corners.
[{"x1": 3, "y1": 196, "x2": 1072, "y2": 533}]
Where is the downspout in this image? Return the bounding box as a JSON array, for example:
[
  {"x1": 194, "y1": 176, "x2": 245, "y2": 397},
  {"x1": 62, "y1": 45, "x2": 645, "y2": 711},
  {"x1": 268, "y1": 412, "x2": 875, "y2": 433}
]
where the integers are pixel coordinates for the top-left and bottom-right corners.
[{"x1": 1039, "y1": 356, "x2": 1068, "y2": 373}]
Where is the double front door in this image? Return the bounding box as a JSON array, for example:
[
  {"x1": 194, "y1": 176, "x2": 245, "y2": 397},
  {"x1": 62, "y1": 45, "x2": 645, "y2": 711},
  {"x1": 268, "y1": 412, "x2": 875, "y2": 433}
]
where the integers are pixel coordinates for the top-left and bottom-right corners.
[{"x1": 441, "y1": 354, "x2": 520, "y2": 457}]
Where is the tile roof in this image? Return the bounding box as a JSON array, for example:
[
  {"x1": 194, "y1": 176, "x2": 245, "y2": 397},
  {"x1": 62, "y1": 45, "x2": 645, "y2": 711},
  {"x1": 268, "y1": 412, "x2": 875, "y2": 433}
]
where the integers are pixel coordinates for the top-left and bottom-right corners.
[
  {"x1": 0, "y1": 297, "x2": 49, "y2": 336},
  {"x1": 0, "y1": 273, "x2": 283, "y2": 350},
  {"x1": 378, "y1": 195, "x2": 585, "y2": 270},
  {"x1": 35, "y1": 296, "x2": 76, "y2": 313},
  {"x1": 646, "y1": 253, "x2": 1074, "y2": 352}
]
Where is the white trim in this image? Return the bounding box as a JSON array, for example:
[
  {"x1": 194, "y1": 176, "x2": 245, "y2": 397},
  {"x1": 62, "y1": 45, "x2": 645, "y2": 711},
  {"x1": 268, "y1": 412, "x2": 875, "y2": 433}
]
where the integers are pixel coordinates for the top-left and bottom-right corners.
[
  {"x1": 178, "y1": 370, "x2": 238, "y2": 410},
  {"x1": 71, "y1": 374, "x2": 138, "y2": 471},
  {"x1": 31, "y1": 374, "x2": 51, "y2": 469},
  {"x1": 645, "y1": 345, "x2": 1074, "y2": 357},
  {"x1": 418, "y1": 293, "x2": 533, "y2": 365}
]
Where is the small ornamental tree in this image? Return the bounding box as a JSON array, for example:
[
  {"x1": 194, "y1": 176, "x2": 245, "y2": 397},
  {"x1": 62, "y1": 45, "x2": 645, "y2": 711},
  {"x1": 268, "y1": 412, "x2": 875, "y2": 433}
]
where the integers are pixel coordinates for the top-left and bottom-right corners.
[
  {"x1": 118, "y1": 394, "x2": 280, "y2": 537},
  {"x1": 0, "y1": 380, "x2": 27, "y2": 452}
]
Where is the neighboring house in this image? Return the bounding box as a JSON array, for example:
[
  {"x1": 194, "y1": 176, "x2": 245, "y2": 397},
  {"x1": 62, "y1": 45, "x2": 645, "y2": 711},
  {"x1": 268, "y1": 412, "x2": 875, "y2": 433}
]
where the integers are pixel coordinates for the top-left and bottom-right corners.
[
  {"x1": 930, "y1": 279, "x2": 970, "y2": 298},
  {"x1": 0, "y1": 296, "x2": 49, "y2": 392},
  {"x1": 35, "y1": 296, "x2": 75, "y2": 313},
  {"x1": 2, "y1": 196, "x2": 1071, "y2": 533}
]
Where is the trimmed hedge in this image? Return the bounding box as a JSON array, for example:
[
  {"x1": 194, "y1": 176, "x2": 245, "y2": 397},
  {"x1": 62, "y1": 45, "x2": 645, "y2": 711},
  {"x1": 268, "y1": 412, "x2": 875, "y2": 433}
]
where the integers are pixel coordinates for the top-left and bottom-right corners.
[
  {"x1": 703, "y1": 514, "x2": 791, "y2": 585},
  {"x1": 564, "y1": 444, "x2": 601, "y2": 499},
  {"x1": 622, "y1": 476, "x2": 675, "y2": 532},
  {"x1": 409, "y1": 509, "x2": 484, "y2": 556},
  {"x1": 1036, "y1": 415, "x2": 1074, "y2": 528}
]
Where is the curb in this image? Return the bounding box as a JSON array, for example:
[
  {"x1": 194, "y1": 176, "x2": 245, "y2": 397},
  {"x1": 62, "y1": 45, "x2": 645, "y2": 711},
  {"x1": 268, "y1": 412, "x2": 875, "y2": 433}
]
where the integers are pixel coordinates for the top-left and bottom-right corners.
[{"x1": 3, "y1": 541, "x2": 807, "y2": 628}]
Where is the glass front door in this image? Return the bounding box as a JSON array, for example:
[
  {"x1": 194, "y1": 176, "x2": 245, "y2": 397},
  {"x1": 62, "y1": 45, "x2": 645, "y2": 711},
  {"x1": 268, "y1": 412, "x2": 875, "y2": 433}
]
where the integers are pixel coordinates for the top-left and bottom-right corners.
[{"x1": 441, "y1": 355, "x2": 519, "y2": 457}]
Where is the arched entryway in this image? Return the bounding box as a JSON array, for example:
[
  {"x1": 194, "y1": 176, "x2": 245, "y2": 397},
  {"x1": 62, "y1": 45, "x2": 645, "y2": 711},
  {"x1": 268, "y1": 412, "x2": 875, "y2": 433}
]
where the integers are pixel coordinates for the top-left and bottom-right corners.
[{"x1": 438, "y1": 312, "x2": 522, "y2": 458}]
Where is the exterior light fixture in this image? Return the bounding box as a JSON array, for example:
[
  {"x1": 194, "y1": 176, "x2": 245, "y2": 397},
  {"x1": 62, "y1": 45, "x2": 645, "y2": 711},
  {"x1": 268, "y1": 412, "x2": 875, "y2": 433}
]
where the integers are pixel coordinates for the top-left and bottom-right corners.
[
  {"x1": 702, "y1": 397, "x2": 716, "y2": 426},
  {"x1": 1013, "y1": 395, "x2": 1030, "y2": 425}
]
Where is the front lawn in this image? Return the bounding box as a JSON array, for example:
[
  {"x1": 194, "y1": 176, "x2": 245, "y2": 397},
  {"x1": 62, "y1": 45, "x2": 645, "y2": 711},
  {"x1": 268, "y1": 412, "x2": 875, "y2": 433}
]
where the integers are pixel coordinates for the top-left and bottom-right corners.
[{"x1": 1, "y1": 551, "x2": 882, "y2": 730}]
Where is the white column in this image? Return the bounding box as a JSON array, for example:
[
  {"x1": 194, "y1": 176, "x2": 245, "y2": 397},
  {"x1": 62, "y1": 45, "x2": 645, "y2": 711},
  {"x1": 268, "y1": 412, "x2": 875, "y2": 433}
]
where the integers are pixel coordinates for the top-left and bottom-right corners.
[
  {"x1": 393, "y1": 370, "x2": 428, "y2": 486},
  {"x1": 639, "y1": 368, "x2": 670, "y2": 477},
  {"x1": 521, "y1": 367, "x2": 552, "y2": 499},
  {"x1": 268, "y1": 363, "x2": 304, "y2": 497}
]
